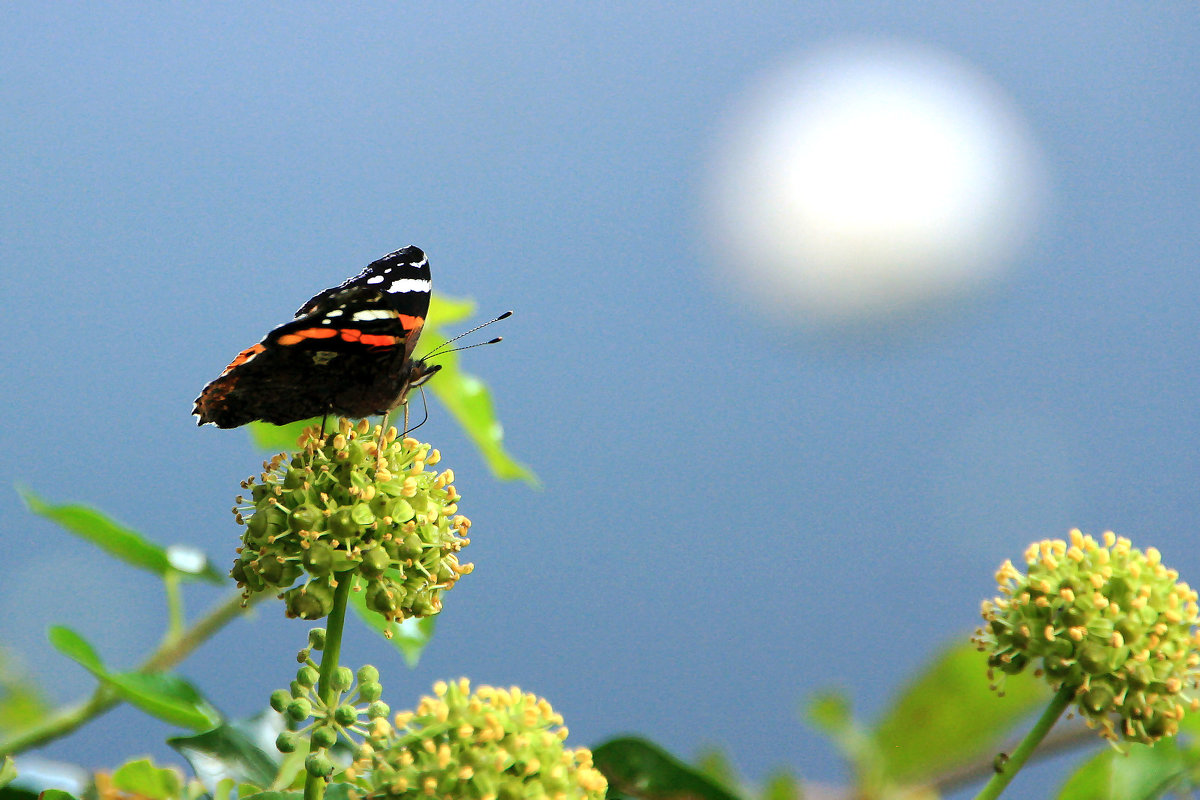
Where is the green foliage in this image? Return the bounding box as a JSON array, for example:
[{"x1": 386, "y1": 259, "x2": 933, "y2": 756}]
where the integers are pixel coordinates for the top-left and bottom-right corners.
[
  {"x1": 593, "y1": 737, "x2": 741, "y2": 800},
  {"x1": 871, "y1": 640, "x2": 1050, "y2": 783},
  {"x1": 168, "y1": 725, "x2": 279, "y2": 788},
  {"x1": 111, "y1": 759, "x2": 184, "y2": 800},
  {"x1": 0, "y1": 755, "x2": 15, "y2": 790},
  {"x1": 1057, "y1": 740, "x2": 1190, "y2": 799},
  {"x1": 20, "y1": 490, "x2": 223, "y2": 583},
  {"x1": 48, "y1": 626, "x2": 220, "y2": 730}
]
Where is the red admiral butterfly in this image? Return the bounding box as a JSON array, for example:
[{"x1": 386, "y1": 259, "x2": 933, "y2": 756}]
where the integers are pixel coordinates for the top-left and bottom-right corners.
[{"x1": 194, "y1": 246, "x2": 440, "y2": 429}]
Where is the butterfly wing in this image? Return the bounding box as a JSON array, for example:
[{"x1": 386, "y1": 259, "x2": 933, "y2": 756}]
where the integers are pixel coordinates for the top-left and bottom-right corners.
[{"x1": 193, "y1": 247, "x2": 433, "y2": 428}]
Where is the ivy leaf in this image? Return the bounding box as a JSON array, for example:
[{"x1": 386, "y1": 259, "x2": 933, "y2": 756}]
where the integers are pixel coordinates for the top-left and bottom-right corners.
[
  {"x1": 168, "y1": 724, "x2": 278, "y2": 788},
  {"x1": 1057, "y1": 740, "x2": 1188, "y2": 799},
  {"x1": 47, "y1": 627, "x2": 220, "y2": 730},
  {"x1": 20, "y1": 491, "x2": 222, "y2": 583},
  {"x1": 592, "y1": 737, "x2": 741, "y2": 800},
  {"x1": 871, "y1": 638, "x2": 1050, "y2": 784},
  {"x1": 111, "y1": 759, "x2": 183, "y2": 800}
]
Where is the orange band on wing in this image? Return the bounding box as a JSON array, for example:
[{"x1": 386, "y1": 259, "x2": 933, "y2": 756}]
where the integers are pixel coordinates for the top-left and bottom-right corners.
[
  {"x1": 276, "y1": 327, "x2": 340, "y2": 345},
  {"x1": 357, "y1": 334, "x2": 400, "y2": 347},
  {"x1": 397, "y1": 314, "x2": 424, "y2": 331},
  {"x1": 220, "y1": 343, "x2": 266, "y2": 374}
]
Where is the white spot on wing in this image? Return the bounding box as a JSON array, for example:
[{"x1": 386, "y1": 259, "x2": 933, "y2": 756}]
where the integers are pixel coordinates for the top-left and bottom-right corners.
[
  {"x1": 386, "y1": 278, "x2": 432, "y2": 294},
  {"x1": 351, "y1": 309, "x2": 399, "y2": 322},
  {"x1": 325, "y1": 309, "x2": 343, "y2": 317},
  {"x1": 366, "y1": 275, "x2": 385, "y2": 284}
]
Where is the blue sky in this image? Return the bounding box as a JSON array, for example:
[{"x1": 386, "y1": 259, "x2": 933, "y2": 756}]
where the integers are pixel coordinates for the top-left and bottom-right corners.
[{"x1": 2, "y1": 3, "x2": 1198, "y2": 793}]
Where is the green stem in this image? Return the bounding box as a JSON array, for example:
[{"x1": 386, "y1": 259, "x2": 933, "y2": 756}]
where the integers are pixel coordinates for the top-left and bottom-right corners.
[
  {"x1": 974, "y1": 684, "x2": 1076, "y2": 800},
  {"x1": 303, "y1": 572, "x2": 355, "y2": 800},
  {"x1": 0, "y1": 589, "x2": 262, "y2": 755},
  {"x1": 164, "y1": 572, "x2": 185, "y2": 639}
]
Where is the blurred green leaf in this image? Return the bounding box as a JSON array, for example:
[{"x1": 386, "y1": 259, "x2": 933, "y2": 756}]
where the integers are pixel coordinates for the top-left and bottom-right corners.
[
  {"x1": 347, "y1": 575, "x2": 436, "y2": 667},
  {"x1": 0, "y1": 649, "x2": 50, "y2": 734},
  {"x1": 237, "y1": 794, "x2": 299, "y2": 800},
  {"x1": 106, "y1": 672, "x2": 221, "y2": 731},
  {"x1": 761, "y1": 770, "x2": 802, "y2": 800},
  {"x1": 592, "y1": 737, "x2": 742, "y2": 800},
  {"x1": 0, "y1": 756, "x2": 15, "y2": 790},
  {"x1": 20, "y1": 491, "x2": 221, "y2": 583},
  {"x1": 806, "y1": 689, "x2": 853, "y2": 735},
  {"x1": 37, "y1": 791, "x2": 78, "y2": 800},
  {"x1": 111, "y1": 759, "x2": 182, "y2": 800},
  {"x1": 247, "y1": 295, "x2": 535, "y2": 485},
  {"x1": 48, "y1": 626, "x2": 105, "y2": 673},
  {"x1": 168, "y1": 724, "x2": 277, "y2": 788},
  {"x1": 48, "y1": 627, "x2": 219, "y2": 730},
  {"x1": 694, "y1": 747, "x2": 738, "y2": 791},
  {"x1": 1057, "y1": 740, "x2": 1187, "y2": 800},
  {"x1": 871, "y1": 638, "x2": 1050, "y2": 784}
]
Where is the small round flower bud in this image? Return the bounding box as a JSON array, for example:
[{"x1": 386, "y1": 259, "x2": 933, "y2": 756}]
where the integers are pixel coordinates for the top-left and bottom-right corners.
[
  {"x1": 308, "y1": 628, "x2": 327, "y2": 650},
  {"x1": 357, "y1": 665, "x2": 380, "y2": 684},
  {"x1": 332, "y1": 667, "x2": 354, "y2": 692},
  {"x1": 284, "y1": 581, "x2": 335, "y2": 620},
  {"x1": 368, "y1": 701, "x2": 390, "y2": 720},
  {"x1": 335, "y1": 704, "x2": 360, "y2": 726},
  {"x1": 286, "y1": 698, "x2": 312, "y2": 723},
  {"x1": 275, "y1": 731, "x2": 300, "y2": 754},
  {"x1": 269, "y1": 689, "x2": 291, "y2": 713},
  {"x1": 311, "y1": 725, "x2": 338, "y2": 750},
  {"x1": 296, "y1": 666, "x2": 319, "y2": 688},
  {"x1": 975, "y1": 530, "x2": 1200, "y2": 744},
  {"x1": 359, "y1": 682, "x2": 383, "y2": 703},
  {"x1": 305, "y1": 753, "x2": 334, "y2": 778}
]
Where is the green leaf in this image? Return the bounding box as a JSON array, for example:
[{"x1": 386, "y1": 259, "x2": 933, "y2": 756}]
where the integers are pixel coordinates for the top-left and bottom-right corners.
[
  {"x1": 168, "y1": 724, "x2": 278, "y2": 788},
  {"x1": 871, "y1": 638, "x2": 1050, "y2": 784},
  {"x1": 37, "y1": 791, "x2": 79, "y2": 800},
  {"x1": 1057, "y1": 740, "x2": 1187, "y2": 800},
  {"x1": 592, "y1": 737, "x2": 742, "y2": 800},
  {"x1": 48, "y1": 626, "x2": 105, "y2": 673},
  {"x1": 694, "y1": 747, "x2": 738, "y2": 791},
  {"x1": 47, "y1": 627, "x2": 220, "y2": 730},
  {"x1": 237, "y1": 794, "x2": 300, "y2": 800},
  {"x1": 248, "y1": 421, "x2": 309, "y2": 453},
  {"x1": 20, "y1": 491, "x2": 221, "y2": 583},
  {"x1": 0, "y1": 649, "x2": 51, "y2": 734},
  {"x1": 0, "y1": 755, "x2": 16, "y2": 790},
  {"x1": 761, "y1": 770, "x2": 802, "y2": 800},
  {"x1": 347, "y1": 576, "x2": 436, "y2": 666},
  {"x1": 111, "y1": 759, "x2": 182, "y2": 800},
  {"x1": 106, "y1": 672, "x2": 222, "y2": 731}
]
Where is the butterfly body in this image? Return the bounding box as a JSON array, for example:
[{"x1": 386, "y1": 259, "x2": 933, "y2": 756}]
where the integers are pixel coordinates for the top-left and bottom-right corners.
[{"x1": 193, "y1": 246, "x2": 438, "y2": 429}]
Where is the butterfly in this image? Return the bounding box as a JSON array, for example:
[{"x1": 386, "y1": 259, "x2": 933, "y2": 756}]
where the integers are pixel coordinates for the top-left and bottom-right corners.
[{"x1": 193, "y1": 246, "x2": 439, "y2": 429}]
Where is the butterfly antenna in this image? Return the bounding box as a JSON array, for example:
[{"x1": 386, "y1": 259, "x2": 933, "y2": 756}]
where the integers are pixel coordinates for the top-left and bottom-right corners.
[{"x1": 422, "y1": 310, "x2": 512, "y2": 361}]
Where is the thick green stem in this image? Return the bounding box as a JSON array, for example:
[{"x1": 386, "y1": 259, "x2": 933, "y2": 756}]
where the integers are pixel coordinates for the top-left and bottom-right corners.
[
  {"x1": 974, "y1": 684, "x2": 1076, "y2": 800},
  {"x1": 303, "y1": 572, "x2": 355, "y2": 800},
  {"x1": 0, "y1": 589, "x2": 261, "y2": 755}
]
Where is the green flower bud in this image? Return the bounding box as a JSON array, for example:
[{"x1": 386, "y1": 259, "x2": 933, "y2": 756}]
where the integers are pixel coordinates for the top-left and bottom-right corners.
[
  {"x1": 302, "y1": 542, "x2": 335, "y2": 577},
  {"x1": 332, "y1": 667, "x2": 354, "y2": 692},
  {"x1": 275, "y1": 731, "x2": 300, "y2": 754},
  {"x1": 305, "y1": 752, "x2": 334, "y2": 778},
  {"x1": 367, "y1": 700, "x2": 389, "y2": 720},
  {"x1": 976, "y1": 530, "x2": 1200, "y2": 744},
  {"x1": 285, "y1": 580, "x2": 336, "y2": 620},
  {"x1": 286, "y1": 698, "x2": 312, "y2": 722},
  {"x1": 359, "y1": 546, "x2": 390, "y2": 579},
  {"x1": 357, "y1": 665, "x2": 380, "y2": 684},
  {"x1": 311, "y1": 725, "x2": 338, "y2": 750},
  {"x1": 296, "y1": 666, "x2": 319, "y2": 688},
  {"x1": 269, "y1": 689, "x2": 291, "y2": 713},
  {"x1": 308, "y1": 628, "x2": 327, "y2": 650},
  {"x1": 334, "y1": 704, "x2": 359, "y2": 726},
  {"x1": 359, "y1": 682, "x2": 383, "y2": 703}
]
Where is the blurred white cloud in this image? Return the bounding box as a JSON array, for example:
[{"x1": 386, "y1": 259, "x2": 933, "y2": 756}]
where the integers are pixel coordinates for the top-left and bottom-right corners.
[{"x1": 705, "y1": 39, "x2": 1047, "y2": 327}]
